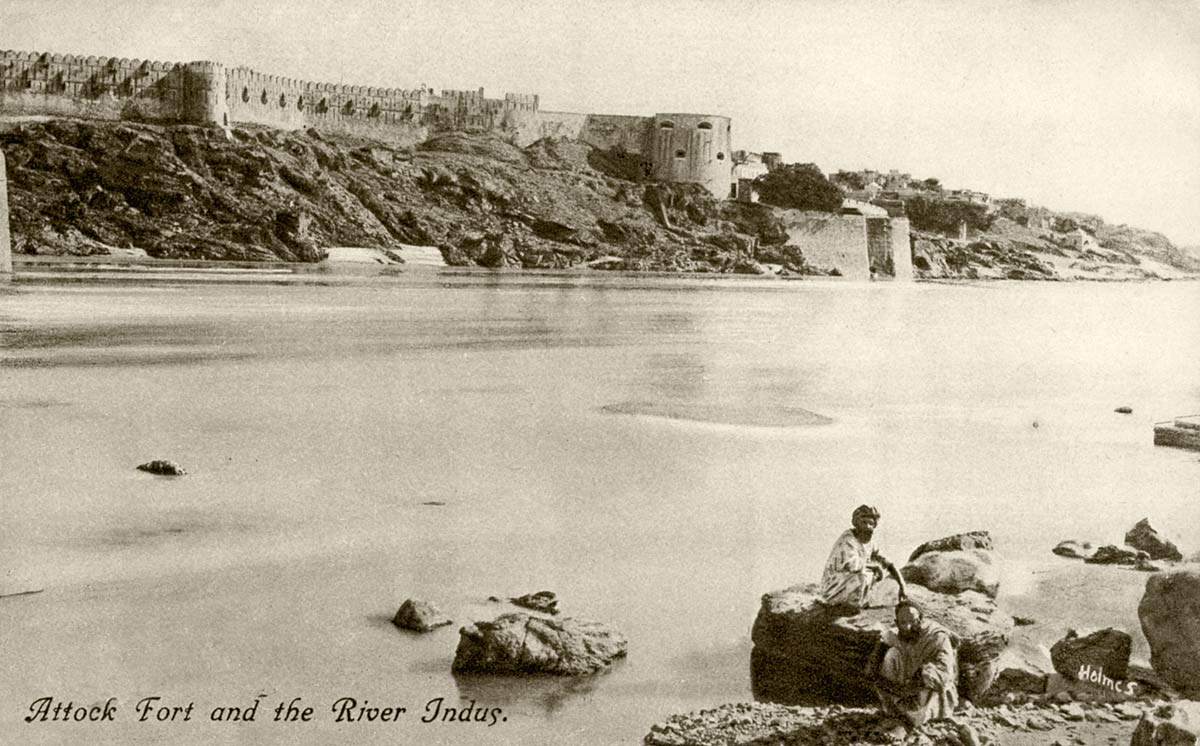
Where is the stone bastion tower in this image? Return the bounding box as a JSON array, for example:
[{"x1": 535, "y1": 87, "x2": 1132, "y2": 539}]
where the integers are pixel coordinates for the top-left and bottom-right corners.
[{"x1": 650, "y1": 113, "x2": 733, "y2": 197}]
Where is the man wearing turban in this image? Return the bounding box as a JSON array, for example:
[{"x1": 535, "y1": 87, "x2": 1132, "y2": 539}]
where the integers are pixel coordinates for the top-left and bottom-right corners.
[{"x1": 819, "y1": 505, "x2": 907, "y2": 610}]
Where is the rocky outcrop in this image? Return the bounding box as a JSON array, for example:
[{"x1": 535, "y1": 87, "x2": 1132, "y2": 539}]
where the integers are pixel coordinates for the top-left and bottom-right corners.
[
  {"x1": 1131, "y1": 702, "x2": 1200, "y2": 746},
  {"x1": 1050, "y1": 628, "x2": 1132, "y2": 680},
  {"x1": 1139, "y1": 569, "x2": 1200, "y2": 697},
  {"x1": 136, "y1": 459, "x2": 187, "y2": 476},
  {"x1": 908, "y1": 531, "x2": 994, "y2": 562},
  {"x1": 1085, "y1": 545, "x2": 1141, "y2": 565},
  {"x1": 1053, "y1": 540, "x2": 1097, "y2": 560},
  {"x1": 451, "y1": 613, "x2": 626, "y2": 675},
  {"x1": 1126, "y1": 519, "x2": 1183, "y2": 562},
  {"x1": 392, "y1": 599, "x2": 452, "y2": 632},
  {"x1": 901, "y1": 549, "x2": 1000, "y2": 598},
  {"x1": 749, "y1": 583, "x2": 1011, "y2": 704}
]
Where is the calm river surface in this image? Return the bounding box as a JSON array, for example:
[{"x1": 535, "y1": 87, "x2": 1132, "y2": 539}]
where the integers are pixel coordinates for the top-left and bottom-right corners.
[{"x1": 1, "y1": 272, "x2": 1198, "y2": 745}]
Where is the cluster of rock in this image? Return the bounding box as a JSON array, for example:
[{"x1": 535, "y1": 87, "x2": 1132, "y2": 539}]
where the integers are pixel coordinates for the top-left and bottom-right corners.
[
  {"x1": 751, "y1": 531, "x2": 1008, "y2": 705},
  {"x1": 1053, "y1": 518, "x2": 1184, "y2": 571},
  {"x1": 390, "y1": 591, "x2": 626, "y2": 677}
]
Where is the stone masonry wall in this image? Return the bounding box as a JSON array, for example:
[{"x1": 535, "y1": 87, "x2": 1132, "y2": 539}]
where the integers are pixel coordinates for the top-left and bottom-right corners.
[{"x1": 781, "y1": 211, "x2": 872, "y2": 280}]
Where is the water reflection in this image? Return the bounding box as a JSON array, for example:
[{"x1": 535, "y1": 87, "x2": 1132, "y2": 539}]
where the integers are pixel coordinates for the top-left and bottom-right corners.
[{"x1": 451, "y1": 666, "x2": 615, "y2": 714}]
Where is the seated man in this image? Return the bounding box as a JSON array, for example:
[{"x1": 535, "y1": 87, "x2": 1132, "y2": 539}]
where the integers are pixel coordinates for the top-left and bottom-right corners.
[
  {"x1": 819, "y1": 504, "x2": 907, "y2": 610},
  {"x1": 868, "y1": 599, "x2": 959, "y2": 735}
]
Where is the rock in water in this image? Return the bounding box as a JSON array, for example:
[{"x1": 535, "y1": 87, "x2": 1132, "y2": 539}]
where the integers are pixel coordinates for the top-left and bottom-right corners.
[
  {"x1": 452, "y1": 613, "x2": 626, "y2": 675},
  {"x1": 1139, "y1": 569, "x2": 1200, "y2": 697},
  {"x1": 1052, "y1": 540, "x2": 1096, "y2": 560},
  {"x1": 1049, "y1": 628, "x2": 1132, "y2": 680},
  {"x1": 908, "y1": 531, "x2": 994, "y2": 562},
  {"x1": 136, "y1": 460, "x2": 187, "y2": 476},
  {"x1": 1131, "y1": 702, "x2": 1200, "y2": 746},
  {"x1": 1084, "y1": 545, "x2": 1140, "y2": 565},
  {"x1": 510, "y1": 590, "x2": 559, "y2": 614},
  {"x1": 750, "y1": 583, "x2": 1012, "y2": 704},
  {"x1": 1126, "y1": 518, "x2": 1183, "y2": 561},
  {"x1": 1114, "y1": 406, "x2": 1133, "y2": 414},
  {"x1": 901, "y1": 549, "x2": 1000, "y2": 598},
  {"x1": 392, "y1": 599, "x2": 452, "y2": 632}
]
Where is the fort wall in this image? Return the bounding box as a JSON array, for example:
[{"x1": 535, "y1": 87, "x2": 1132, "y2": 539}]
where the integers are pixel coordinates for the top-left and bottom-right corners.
[
  {"x1": 0, "y1": 50, "x2": 223, "y2": 126},
  {"x1": 890, "y1": 217, "x2": 913, "y2": 280},
  {"x1": 782, "y1": 211, "x2": 872, "y2": 280},
  {"x1": 0, "y1": 48, "x2": 735, "y2": 195},
  {"x1": 0, "y1": 148, "x2": 11, "y2": 278}
]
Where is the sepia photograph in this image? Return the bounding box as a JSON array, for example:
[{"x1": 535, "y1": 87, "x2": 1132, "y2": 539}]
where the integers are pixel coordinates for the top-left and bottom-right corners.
[{"x1": 1, "y1": 1, "x2": 1198, "y2": 744}]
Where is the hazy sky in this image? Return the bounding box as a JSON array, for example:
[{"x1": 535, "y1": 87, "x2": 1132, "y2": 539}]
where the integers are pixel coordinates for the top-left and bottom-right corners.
[{"x1": 4, "y1": 0, "x2": 1199, "y2": 243}]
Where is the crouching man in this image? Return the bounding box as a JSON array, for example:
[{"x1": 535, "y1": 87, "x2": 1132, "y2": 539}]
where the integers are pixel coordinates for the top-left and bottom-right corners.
[{"x1": 867, "y1": 599, "x2": 959, "y2": 737}]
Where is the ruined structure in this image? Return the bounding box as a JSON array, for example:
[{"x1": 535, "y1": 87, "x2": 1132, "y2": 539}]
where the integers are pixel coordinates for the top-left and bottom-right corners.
[{"x1": 0, "y1": 49, "x2": 730, "y2": 195}]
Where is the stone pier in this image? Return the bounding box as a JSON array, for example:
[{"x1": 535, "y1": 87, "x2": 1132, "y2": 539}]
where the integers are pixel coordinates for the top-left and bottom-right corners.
[{"x1": 0, "y1": 148, "x2": 10, "y2": 280}]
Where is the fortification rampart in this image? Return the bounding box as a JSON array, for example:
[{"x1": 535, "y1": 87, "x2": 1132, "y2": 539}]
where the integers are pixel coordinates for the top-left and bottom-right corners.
[
  {"x1": 0, "y1": 148, "x2": 11, "y2": 278},
  {"x1": 0, "y1": 48, "x2": 734, "y2": 194},
  {"x1": 0, "y1": 50, "x2": 224, "y2": 126}
]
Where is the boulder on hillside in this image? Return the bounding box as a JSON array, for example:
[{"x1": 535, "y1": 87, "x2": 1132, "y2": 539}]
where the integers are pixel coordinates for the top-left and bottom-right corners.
[
  {"x1": 901, "y1": 549, "x2": 1000, "y2": 598},
  {"x1": 1126, "y1": 518, "x2": 1183, "y2": 562},
  {"x1": 1131, "y1": 702, "x2": 1200, "y2": 746},
  {"x1": 451, "y1": 613, "x2": 626, "y2": 675},
  {"x1": 750, "y1": 583, "x2": 1012, "y2": 705},
  {"x1": 908, "y1": 531, "x2": 994, "y2": 562},
  {"x1": 392, "y1": 599, "x2": 452, "y2": 633},
  {"x1": 1084, "y1": 545, "x2": 1140, "y2": 565},
  {"x1": 1139, "y1": 569, "x2": 1200, "y2": 697},
  {"x1": 136, "y1": 460, "x2": 187, "y2": 476},
  {"x1": 1052, "y1": 540, "x2": 1097, "y2": 560},
  {"x1": 1050, "y1": 628, "x2": 1132, "y2": 680}
]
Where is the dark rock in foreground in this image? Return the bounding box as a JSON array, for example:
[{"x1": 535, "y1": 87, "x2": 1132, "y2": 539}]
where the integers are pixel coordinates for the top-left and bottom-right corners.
[
  {"x1": 750, "y1": 583, "x2": 1012, "y2": 705},
  {"x1": 1139, "y1": 569, "x2": 1200, "y2": 697},
  {"x1": 452, "y1": 613, "x2": 626, "y2": 675},
  {"x1": 510, "y1": 590, "x2": 559, "y2": 614},
  {"x1": 1050, "y1": 628, "x2": 1132, "y2": 680},
  {"x1": 1052, "y1": 539, "x2": 1096, "y2": 560},
  {"x1": 1126, "y1": 518, "x2": 1183, "y2": 561},
  {"x1": 1085, "y1": 545, "x2": 1141, "y2": 565},
  {"x1": 908, "y1": 530, "x2": 994, "y2": 562},
  {"x1": 392, "y1": 599, "x2": 452, "y2": 632},
  {"x1": 136, "y1": 460, "x2": 187, "y2": 476},
  {"x1": 1131, "y1": 702, "x2": 1200, "y2": 746}
]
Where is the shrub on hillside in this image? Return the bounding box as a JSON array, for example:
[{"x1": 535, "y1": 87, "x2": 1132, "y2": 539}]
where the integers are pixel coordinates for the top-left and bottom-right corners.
[
  {"x1": 753, "y1": 163, "x2": 843, "y2": 212},
  {"x1": 904, "y1": 195, "x2": 994, "y2": 235}
]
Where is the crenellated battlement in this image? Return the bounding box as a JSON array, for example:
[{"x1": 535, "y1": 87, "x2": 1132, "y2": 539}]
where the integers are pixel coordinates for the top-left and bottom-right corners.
[{"x1": 0, "y1": 48, "x2": 733, "y2": 194}]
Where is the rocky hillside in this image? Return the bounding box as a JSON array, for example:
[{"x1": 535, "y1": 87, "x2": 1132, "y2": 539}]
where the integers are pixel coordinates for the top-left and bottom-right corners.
[
  {"x1": 0, "y1": 120, "x2": 801, "y2": 273},
  {"x1": 2, "y1": 119, "x2": 1194, "y2": 280}
]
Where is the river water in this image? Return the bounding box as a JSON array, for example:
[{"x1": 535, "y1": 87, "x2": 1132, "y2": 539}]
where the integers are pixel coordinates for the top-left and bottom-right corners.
[{"x1": 1, "y1": 272, "x2": 1197, "y2": 745}]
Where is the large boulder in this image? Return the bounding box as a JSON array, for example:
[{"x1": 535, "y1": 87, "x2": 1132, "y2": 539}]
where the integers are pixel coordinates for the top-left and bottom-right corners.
[
  {"x1": 1050, "y1": 628, "x2": 1132, "y2": 680},
  {"x1": 1131, "y1": 702, "x2": 1200, "y2": 746},
  {"x1": 750, "y1": 583, "x2": 1012, "y2": 704},
  {"x1": 1139, "y1": 569, "x2": 1200, "y2": 697},
  {"x1": 901, "y1": 549, "x2": 1000, "y2": 598},
  {"x1": 392, "y1": 599, "x2": 452, "y2": 632},
  {"x1": 909, "y1": 531, "x2": 994, "y2": 562},
  {"x1": 1126, "y1": 518, "x2": 1183, "y2": 562},
  {"x1": 451, "y1": 613, "x2": 626, "y2": 675},
  {"x1": 1052, "y1": 540, "x2": 1097, "y2": 560}
]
